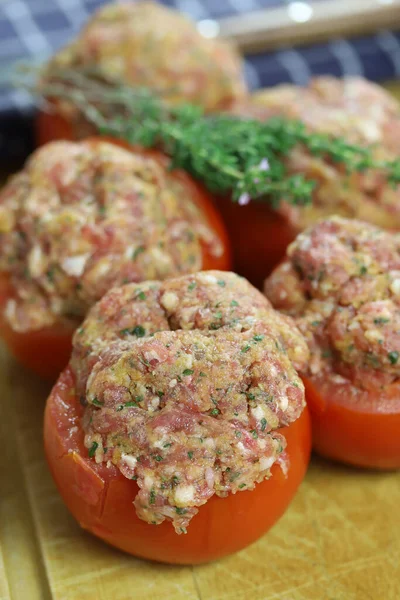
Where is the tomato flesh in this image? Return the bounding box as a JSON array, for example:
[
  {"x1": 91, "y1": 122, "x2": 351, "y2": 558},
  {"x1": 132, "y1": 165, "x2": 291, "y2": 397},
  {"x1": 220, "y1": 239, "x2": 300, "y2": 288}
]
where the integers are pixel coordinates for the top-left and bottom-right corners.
[
  {"x1": 44, "y1": 366, "x2": 311, "y2": 564},
  {"x1": 304, "y1": 375, "x2": 400, "y2": 470}
]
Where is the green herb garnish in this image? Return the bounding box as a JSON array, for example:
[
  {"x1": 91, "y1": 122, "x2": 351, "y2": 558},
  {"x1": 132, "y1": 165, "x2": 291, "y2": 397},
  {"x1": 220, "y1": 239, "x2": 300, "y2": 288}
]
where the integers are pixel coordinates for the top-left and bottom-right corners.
[{"x1": 35, "y1": 69, "x2": 400, "y2": 207}]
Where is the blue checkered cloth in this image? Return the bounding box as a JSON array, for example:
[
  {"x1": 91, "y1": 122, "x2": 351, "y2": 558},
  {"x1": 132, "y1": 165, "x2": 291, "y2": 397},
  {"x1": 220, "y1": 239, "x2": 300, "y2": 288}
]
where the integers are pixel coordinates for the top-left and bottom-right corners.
[{"x1": 1, "y1": 0, "x2": 400, "y2": 160}]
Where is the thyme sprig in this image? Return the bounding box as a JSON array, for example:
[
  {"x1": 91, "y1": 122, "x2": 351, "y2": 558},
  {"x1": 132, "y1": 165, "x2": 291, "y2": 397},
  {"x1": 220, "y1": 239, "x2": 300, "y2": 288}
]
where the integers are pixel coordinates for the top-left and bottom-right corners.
[{"x1": 35, "y1": 69, "x2": 400, "y2": 206}]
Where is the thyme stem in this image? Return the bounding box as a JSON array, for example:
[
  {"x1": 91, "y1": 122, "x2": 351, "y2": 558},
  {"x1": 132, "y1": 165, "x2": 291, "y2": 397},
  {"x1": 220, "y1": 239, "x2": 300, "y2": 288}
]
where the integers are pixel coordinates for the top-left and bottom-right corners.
[{"x1": 32, "y1": 69, "x2": 400, "y2": 206}]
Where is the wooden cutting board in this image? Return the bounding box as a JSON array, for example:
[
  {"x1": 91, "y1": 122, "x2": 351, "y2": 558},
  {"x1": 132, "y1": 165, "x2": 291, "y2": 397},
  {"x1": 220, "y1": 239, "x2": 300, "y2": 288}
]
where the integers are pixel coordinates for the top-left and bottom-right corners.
[
  {"x1": 1, "y1": 340, "x2": 400, "y2": 600},
  {"x1": 1, "y1": 82, "x2": 400, "y2": 600}
]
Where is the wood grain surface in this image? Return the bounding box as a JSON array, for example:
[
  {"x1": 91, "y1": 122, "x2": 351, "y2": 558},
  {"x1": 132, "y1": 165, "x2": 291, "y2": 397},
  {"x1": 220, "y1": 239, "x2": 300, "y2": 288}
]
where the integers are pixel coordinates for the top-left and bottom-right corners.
[{"x1": 1, "y1": 82, "x2": 400, "y2": 600}]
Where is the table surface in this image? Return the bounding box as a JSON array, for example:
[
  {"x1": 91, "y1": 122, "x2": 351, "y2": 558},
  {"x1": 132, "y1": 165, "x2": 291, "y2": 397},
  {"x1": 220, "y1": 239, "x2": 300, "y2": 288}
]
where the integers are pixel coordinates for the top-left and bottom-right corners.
[{"x1": 1, "y1": 83, "x2": 400, "y2": 600}]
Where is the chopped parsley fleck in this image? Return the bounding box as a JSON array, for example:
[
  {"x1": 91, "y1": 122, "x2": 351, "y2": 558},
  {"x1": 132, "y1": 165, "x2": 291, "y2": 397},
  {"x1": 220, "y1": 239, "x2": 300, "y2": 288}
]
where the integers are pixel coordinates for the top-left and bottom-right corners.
[
  {"x1": 120, "y1": 325, "x2": 146, "y2": 337},
  {"x1": 92, "y1": 397, "x2": 103, "y2": 407},
  {"x1": 124, "y1": 396, "x2": 143, "y2": 407},
  {"x1": 229, "y1": 472, "x2": 241, "y2": 482},
  {"x1": 188, "y1": 451, "x2": 194, "y2": 459},
  {"x1": 156, "y1": 391, "x2": 164, "y2": 398},
  {"x1": 88, "y1": 441, "x2": 98, "y2": 458},
  {"x1": 149, "y1": 490, "x2": 156, "y2": 505},
  {"x1": 116, "y1": 405, "x2": 124, "y2": 412},
  {"x1": 311, "y1": 320, "x2": 321, "y2": 327},
  {"x1": 154, "y1": 455, "x2": 163, "y2": 462},
  {"x1": 199, "y1": 372, "x2": 207, "y2": 377},
  {"x1": 241, "y1": 345, "x2": 251, "y2": 353},
  {"x1": 246, "y1": 392, "x2": 256, "y2": 400},
  {"x1": 388, "y1": 351, "x2": 399, "y2": 365},
  {"x1": 136, "y1": 290, "x2": 146, "y2": 301},
  {"x1": 322, "y1": 349, "x2": 332, "y2": 359},
  {"x1": 182, "y1": 368, "x2": 194, "y2": 376},
  {"x1": 238, "y1": 483, "x2": 247, "y2": 489},
  {"x1": 163, "y1": 442, "x2": 172, "y2": 448},
  {"x1": 132, "y1": 246, "x2": 145, "y2": 260},
  {"x1": 359, "y1": 265, "x2": 368, "y2": 275},
  {"x1": 188, "y1": 281, "x2": 197, "y2": 291},
  {"x1": 214, "y1": 311, "x2": 223, "y2": 319},
  {"x1": 171, "y1": 476, "x2": 180, "y2": 485},
  {"x1": 374, "y1": 317, "x2": 390, "y2": 325},
  {"x1": 250, "y1": 429, "x2": 258, "y2": 439},
  {"x1": 175, "y1": 507, "x2": 187, "y2": 515},
  {"x1": 210, "y1": 408, "x2": 220, "y2": 416},
  {"x1": 260, "y1": 418, "x2": 267, "y2": 432},
  {"x1": 133, "y1": 325, "x2": 146, "y2": 337},
  {"x1": 234, "y1": 430, "x2": 242, "y2": 439},
  {"x1": 77, "y1": 327, "x2": 84, "y2": 335},
  {"x1": 217, "y1": 280, "x2": 226, "y2": 287},
  {"x1": 253, "y1": 334, "x2": 264, "y2": 342},
  {"x1": 46, "y1": 268, "x2": 55, "y2": 283},
  {"x1": 230, "y1": 300, "x2": 239, "y2": 307}
]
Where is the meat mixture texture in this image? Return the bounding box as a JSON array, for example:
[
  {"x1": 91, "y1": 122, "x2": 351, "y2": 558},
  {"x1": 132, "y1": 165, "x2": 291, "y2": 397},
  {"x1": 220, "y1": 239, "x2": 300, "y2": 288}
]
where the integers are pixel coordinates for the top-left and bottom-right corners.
[
  {"x1": 41, "y1": 0, "x2": 247, "y2": 128},
  {"x1": 233, "y1": 77, "x2": 400, "y2": 231},
  {"x1": 72, "y1": 271, "x2": 308, "y2": 533},
  {"x1": 265, "y1": 216, "x2": 400, "y2": 395},
  {"x1": 0, "y1": 140, "x2": 224, "y2": 332}
]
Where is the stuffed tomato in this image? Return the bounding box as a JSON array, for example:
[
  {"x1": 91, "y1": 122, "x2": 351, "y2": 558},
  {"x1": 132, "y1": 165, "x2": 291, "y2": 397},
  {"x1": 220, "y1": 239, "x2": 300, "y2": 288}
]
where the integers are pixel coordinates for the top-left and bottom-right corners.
[
  {"x1": 265, "y1": 216, "x2": 400, "y2": 469},
  {"x1": 221, "y1": 76, "x2": 400, "y2": 286},
  {"x1": 45, "y1": 271, "x2": 311, "y2": 564},
  {"x1": 37, "y1": 0, "x2": 247, "y2": 145},
  {"x1": 0, "y1": 139, "x2": 230, "y2": 379}
]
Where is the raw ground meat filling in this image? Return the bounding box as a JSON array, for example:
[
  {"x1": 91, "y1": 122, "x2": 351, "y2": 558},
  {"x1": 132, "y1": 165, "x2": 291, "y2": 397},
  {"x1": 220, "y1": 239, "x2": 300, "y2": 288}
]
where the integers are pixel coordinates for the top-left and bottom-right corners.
[
  {"x1": 0, "y1": 140, "x2": 223, "y2": 333},
  {"x1": 73, "y1": 271, "x2": 308, "y2": 532},
  {"x1": 265, "y1": 216, "x2": 400, "y2": 392}
]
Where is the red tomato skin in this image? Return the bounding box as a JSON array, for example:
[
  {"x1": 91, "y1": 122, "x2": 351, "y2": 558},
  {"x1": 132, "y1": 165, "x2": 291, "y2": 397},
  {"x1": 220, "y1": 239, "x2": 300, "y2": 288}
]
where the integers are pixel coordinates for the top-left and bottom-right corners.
[
  {"x1": 214, "y1": 194, "x2": 297, "y2": 288},
  {"x1": 0, "y1": 275, "x2": 73, "y2": 379},
  {"x1": 304, "y1": 376, "x2": 400, "y2": 470},
  {"x1": 44, "y1": 366, "x2": 311, "y2": 565},
  {"x1": 36, "y1": 109, "x2": 75, "y2": 146}
]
